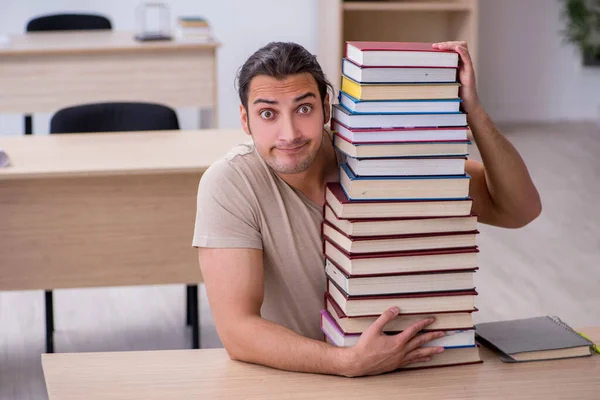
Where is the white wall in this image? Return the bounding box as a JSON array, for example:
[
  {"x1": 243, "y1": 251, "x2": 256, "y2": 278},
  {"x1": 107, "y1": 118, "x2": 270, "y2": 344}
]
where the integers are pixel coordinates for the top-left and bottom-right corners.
[
  {"x1": 478, "y1": 0, "x2": 600, "y2": 123},
  {"x1": 0, "y1": 0, "x2": 318, "y2": 135},
  {"x1": 0, "y1": 0, "x2": 598, "y2": 136}
]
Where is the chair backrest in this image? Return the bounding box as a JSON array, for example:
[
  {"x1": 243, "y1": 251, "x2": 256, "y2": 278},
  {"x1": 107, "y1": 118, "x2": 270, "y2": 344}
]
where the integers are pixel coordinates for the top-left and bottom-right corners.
[
  {"x1": 50, "y1": 102, "x2": 180, "y2": 134},
  {"x1": 26, "y1": 13, "x2": 112, "y2": 32}
]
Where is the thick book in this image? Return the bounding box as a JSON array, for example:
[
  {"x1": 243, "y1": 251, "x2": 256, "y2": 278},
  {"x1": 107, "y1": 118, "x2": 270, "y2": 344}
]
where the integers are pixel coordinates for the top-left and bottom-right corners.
[
  {"x1": 323, "y1": 239, "x2": 479, "y2": 276},
  {"x1": 345, "y1": 154, "x2": 467, "y2": 177},
  {"x1": 475, "y1": 316, "x2": 594, "y2": 362},
  {"x1": 323, "y1": 221, "x2": 478, "y2": 254},
  {"x1": 324, "y1": 293, "x2": 476, "y2": 334},
  {"x1": 341, "y1": 77, "x2": 460, "y2": 101},
  {"x1": 331, "y1": 120, "x2": 469, "y2": 143},
  {"x1": 327, "y1": 279, "x2": 478, "y2": 317},
  {"x1": 321, "y1": 309, "x2": 476, "y2": 348},
  {"x1": 339, "y1": 163, "x2": 471, "y2": 201},
  {"x1": 325, "y1": 182, "x2": 473, "y2": 219},
  {"x1": 339, "y1": 91, "x2": 461, "y2": 114},
  {"x1": 342, "y1": 58, "x2": 458, "y2": 83},
  {"x1": 323, "y1": 204, "x2": 478, "y2": 236},
  {"x1": 345, "y1": 41, "x2": 459, "y2": 68},
  {"x1": 325, "y1": 258, "x2": 476, "y2": 296},
  {"x1": 334, "y1": 133, "x2": 470, "y2": 158}
]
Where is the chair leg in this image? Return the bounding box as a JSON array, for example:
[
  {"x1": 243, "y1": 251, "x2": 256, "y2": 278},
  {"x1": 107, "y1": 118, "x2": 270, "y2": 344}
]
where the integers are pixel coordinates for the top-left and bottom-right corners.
[
  {"x1": 186, "y1": 285, "x2": 200, "y2": 349},
  {"x1": 45, "y1": 290, "x2": 55, "y2": 353},
  {"x1": 186, "y1": 285, "x2": 193, "y2": 326},
  {"x1": 24, "y1": 115, "x2": 33, "y2": 135}
]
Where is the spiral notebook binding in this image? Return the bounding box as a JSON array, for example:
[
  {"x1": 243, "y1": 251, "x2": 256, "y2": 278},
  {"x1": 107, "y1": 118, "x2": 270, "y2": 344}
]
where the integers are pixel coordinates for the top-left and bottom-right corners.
[
  {"x1": 548, "y1": 316, "x2": 576, "y2": 333},
  {"x1": 549, "y1": 315, "x2": 599, "y2": 353}
]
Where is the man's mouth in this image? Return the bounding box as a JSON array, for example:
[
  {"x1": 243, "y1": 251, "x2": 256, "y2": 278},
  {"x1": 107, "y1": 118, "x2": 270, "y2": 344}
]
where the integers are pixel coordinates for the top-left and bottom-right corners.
[{"x1": 276, "y1": 142, "x2": 308, "y2": 153}]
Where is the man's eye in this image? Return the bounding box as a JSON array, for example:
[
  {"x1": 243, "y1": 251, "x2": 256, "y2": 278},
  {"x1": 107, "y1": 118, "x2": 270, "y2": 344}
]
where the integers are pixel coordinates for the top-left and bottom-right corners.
[
  {"x1": 298, "y1": 105, "x2": 312, "y2": 114},
  {"x1": 260, "y1": 110, "x2": 275, "y2": 119}
]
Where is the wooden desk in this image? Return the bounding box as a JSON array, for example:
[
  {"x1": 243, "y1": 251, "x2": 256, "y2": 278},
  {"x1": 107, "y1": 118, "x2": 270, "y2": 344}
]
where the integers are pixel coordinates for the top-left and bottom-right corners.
[
  {"x1": 41, "y1": 327, "x2": 600, "y2": 400},
  {"x1": 0, "y1": 31, "x2": 219, "y2": 125},
  {"x1": 0, "y1": 129, "x2": 248, "y2": 290}
]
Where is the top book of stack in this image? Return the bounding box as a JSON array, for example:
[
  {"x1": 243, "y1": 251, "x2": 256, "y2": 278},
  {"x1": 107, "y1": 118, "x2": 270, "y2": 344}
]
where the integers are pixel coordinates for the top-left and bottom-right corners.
[
  {"x1": 346, "y1": 42, "x2": 460, "y2": 68},
  {"x1": 343, "y1": 42, "x2": 459, "y2": 85}
]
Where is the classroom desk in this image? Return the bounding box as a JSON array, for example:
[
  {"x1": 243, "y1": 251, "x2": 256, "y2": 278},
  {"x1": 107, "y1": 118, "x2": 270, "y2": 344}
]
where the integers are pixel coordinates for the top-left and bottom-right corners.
[
  {"x1": 41, "y1": 327, "x2": 600, "y2": 400},
  {"x1": 0, "y1": 31, "x2": 219, "y2": 127},
  {"x1": 0, "y1": 129, "x2": 248, "y2": 290}
]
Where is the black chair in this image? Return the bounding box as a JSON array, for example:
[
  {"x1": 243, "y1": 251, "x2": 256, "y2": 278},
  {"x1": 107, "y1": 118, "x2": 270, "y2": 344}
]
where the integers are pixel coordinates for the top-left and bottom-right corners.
[
  {"x1": 46, "y1": 102, "x2": 200, "y2": 353},
  {"x1": 24, "y1": 13, "x2": 112, "y2": 135},
  {"x1": 27, "y1": 13, "x2": 111, "y2": 32},
  {"x1": 50, "y1": 102, "x2": 179, "y2": 133}
]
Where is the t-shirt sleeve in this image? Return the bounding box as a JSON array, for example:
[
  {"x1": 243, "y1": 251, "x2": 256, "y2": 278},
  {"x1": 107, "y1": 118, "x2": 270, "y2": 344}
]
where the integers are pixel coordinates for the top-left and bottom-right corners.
[{"x1": 192, "y1": 159, "x2": 262, "y2": 249}]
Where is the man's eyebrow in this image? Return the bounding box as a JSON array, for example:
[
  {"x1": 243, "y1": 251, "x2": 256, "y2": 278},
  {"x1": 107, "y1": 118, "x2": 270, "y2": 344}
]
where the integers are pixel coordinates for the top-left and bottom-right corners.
[
  {"x1": 295, "y1": 92, "x2": 316, "y2": 102},
  {"x1": 253, "y1": 98, "x2": 278, "y2": 105},
  {"x1": 252, "y1": 92, "x2": 316, "y2": 105}
]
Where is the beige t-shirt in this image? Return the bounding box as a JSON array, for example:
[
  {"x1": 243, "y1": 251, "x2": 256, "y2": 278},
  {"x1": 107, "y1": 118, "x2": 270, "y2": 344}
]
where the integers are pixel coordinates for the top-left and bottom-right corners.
[{"x1": 192, "y1": 141, "x2": 327, "y2": 340}]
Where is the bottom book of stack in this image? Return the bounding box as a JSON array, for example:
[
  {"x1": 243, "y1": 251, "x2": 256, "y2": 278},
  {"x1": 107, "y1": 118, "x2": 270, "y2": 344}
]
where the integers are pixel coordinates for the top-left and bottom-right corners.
[{"x1": 321, "y1": 289, "x2": 483, "y2": 369}]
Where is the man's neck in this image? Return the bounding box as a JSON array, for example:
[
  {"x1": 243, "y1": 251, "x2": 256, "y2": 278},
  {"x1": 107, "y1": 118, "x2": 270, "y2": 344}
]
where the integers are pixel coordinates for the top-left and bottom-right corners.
[{"x1": 276, "y1": 133, "x2": 338, "y2": 206}]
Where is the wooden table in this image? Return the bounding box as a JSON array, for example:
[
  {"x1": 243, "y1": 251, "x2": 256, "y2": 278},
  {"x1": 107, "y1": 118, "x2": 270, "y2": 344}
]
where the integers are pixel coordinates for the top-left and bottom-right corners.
[
  {"x1": 0, "y1": 129, "x2": 247, "y2": 290},
  {"x1": 41, "y1": 327, "x2": 600, "y2": 399},
  {"x1": 0, "y1": 31, "x2": 219, "y2": 129}
]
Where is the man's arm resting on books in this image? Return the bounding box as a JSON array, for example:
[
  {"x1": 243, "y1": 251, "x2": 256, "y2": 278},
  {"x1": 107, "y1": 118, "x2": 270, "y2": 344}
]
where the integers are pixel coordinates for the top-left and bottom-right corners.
[
  {"x1": 464, "y1": 113, "x2": 542, "y2": 229},
  {"x1": 433, "y1": 41, "x2": 542, "y2": 228},
  {"x1": 198, "y1": 247, "x2": 445, "y2": 377}
]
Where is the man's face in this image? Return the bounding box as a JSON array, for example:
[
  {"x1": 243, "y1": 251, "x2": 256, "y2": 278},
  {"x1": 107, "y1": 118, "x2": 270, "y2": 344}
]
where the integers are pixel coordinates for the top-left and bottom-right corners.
[{"x1": 240, "y1": 73, "x2": 330, "y2": 175}]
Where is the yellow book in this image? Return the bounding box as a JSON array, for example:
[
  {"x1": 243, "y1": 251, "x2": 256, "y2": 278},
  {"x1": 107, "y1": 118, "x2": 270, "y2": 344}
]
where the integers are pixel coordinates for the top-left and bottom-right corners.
[{"x1": 341, "y1": 76, "x2": 460, "y2": 101}]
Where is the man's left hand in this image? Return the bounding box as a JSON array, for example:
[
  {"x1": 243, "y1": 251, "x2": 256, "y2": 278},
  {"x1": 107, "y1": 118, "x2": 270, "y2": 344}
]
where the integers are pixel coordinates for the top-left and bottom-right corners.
[{"x1": 432, "y1": 41, "x2": 480, "y2": 113}]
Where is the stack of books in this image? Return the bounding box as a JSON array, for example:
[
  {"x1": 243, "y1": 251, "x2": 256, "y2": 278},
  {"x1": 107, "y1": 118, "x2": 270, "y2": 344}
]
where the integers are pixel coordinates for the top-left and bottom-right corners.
[
  {"x1": 175, "y1": 16, "x2": 212, "y2": 42},
  {"x1": 321, "y1": 41, "x2": 482, "y2": 369}
]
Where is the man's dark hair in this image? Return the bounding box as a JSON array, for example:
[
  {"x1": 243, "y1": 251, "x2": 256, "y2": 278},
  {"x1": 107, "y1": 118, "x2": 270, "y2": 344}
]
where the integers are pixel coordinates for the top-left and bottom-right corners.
[{"x1": 236, "y1": 42, "x2": 333, "y2": 110}]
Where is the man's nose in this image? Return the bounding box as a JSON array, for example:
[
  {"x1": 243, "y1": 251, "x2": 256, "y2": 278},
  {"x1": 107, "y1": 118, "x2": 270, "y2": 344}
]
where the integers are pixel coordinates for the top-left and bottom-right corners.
[{"x1": 279, "y1": 113, "x2": 301, "y2": 142}]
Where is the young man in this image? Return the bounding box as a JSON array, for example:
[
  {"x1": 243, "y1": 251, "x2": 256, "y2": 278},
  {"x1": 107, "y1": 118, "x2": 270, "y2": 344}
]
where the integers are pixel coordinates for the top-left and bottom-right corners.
[{"x1": 193, "y1": 41, "x2": 541, "y2": 377}]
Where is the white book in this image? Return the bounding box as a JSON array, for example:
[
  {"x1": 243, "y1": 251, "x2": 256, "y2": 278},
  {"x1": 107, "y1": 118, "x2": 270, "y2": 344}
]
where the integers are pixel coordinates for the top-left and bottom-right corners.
[
  {"x1": 342, "y1": 58, "x2": 458, "y2": 83},
  {"x1": 339, "y1": 92, "x2": 461, "y2": 114},
  {"x1": 333, "y1": 104, "x2": 467, "y2": 129},
  {"x1": 345, "y1": 155, "x2": 466, "y2": 177}
]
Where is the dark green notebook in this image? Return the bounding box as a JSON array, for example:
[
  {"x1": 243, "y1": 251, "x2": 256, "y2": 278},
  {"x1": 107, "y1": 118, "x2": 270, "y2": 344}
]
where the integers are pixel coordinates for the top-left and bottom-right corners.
[{"x1": 475, "y1": 316, "x2": 594, "y2": 363}]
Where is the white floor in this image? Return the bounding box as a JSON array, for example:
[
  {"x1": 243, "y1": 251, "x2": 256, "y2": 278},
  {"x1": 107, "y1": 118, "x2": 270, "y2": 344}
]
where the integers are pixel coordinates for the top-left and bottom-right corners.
[{"x1": 1, "y1": 122, "x2": 599, "y2": 400}]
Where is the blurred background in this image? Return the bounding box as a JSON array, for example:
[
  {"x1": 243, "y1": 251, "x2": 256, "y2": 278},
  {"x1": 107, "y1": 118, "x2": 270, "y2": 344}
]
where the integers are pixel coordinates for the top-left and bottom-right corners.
[{"x1": 0, "y1": 1, "x2": 599, "y2": 399}]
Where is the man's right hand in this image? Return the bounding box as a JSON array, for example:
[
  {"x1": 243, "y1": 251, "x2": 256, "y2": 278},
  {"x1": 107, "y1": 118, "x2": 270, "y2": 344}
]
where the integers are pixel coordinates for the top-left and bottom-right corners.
[{"x1": 342, "y1": 307, "x2": 446, "y2": 377}]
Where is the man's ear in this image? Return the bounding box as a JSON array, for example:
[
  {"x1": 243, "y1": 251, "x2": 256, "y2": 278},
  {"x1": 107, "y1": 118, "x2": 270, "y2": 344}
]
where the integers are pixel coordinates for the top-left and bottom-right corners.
[
  {"x1": 323, "y1": 93, "x2": 331, "y2": 125},
  {"x1": 240, "y1": 104, "x2": 251, "y2": 135}
]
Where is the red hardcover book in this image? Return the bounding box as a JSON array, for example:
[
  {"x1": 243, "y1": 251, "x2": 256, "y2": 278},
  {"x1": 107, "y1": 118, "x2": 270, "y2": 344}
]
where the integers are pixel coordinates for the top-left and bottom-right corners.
[
  {"x1": 327, "y1": 279, "x2": 478, "y2": 317},
  {"x1": 324, "y1": 202, "x2": 478, "y2": 237},
  {"x1": 331, "y1": 119, "x2": 469, "y2": 144},
  {"x1": 323, "y1": 221, "x2": 478, "y2": 254},
  {"x1": 322, "y1": 238, "x2": 479, "y2": 276},
  {"x1": 325, "y1": 182, "x2": 473, "y2": 219},
  {"x1": 333, "y1": 133, "x2": 470, "y2": 159},
  {"x1": 324, "y1": 292, "x2": 477, "y2": 332},
  {"x1": 325, "y1": 257, "x2": 477, "y2": 296},
  {"x1": 346, "y1": 41, "x2": 459, "y2": 68},
  {"x1": 325, "y1": 254, "x2": 478, "y2": 278}
]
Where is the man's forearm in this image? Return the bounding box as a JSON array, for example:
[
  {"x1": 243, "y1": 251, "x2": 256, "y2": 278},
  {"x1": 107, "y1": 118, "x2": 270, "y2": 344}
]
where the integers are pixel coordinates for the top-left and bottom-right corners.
[
  {"x1": 223, "y1": 315, "x2": 354, "y2": 376},
  {"x1": 467, "y1": 103, "x2": 541, "y2": 221}
]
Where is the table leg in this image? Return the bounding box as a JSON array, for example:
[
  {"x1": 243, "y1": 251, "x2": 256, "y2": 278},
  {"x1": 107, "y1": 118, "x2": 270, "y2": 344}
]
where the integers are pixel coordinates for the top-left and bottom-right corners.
[
  {"x1": 45, "y1": 290, "x2": 54, "y2": 353},
  {"x1": 24, "y1": 115, "x2": 33, "y2": 135}
]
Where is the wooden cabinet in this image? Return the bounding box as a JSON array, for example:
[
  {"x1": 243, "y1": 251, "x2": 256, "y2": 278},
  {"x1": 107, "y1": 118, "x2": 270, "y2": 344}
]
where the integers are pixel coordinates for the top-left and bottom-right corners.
[{"x1": 317, "y1": 0, "x2": 479, "y2": 94}]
